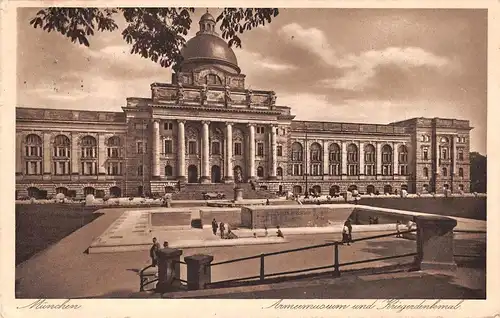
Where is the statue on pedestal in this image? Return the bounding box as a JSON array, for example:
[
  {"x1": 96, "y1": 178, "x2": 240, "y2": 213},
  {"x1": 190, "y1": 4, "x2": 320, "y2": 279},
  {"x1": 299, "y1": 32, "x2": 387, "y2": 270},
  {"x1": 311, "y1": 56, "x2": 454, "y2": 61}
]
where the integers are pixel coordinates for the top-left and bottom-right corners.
[
  {"x1": 246, "y1": 89, "x2": 253, "y2": 107},
  {"x1": 235, "y1": 167, "x2": 243, "y2": 184},
  {"x1": 176, "y1": 83, "x2": 184, "y2": 104},
  {"x1": 269, "y1": 91, "x2": 277, "y2": 107},
  {"x1": 200, "y1": 84, "x2": 208, "y2": 106},
  {"x1": 224, "y1": 85, "x2": 232, "y2": 107}
]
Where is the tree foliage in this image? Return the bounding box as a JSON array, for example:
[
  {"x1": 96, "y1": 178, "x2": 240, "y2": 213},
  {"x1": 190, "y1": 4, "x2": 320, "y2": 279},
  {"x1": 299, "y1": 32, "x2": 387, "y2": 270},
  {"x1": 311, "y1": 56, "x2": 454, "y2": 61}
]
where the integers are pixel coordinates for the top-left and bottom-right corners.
[
  {"x1": 30, "y1": 8, "x2": 279, "y2": 70},
  {"x1": 469, "y1": 152, "x2": 487, "y2": 193}
]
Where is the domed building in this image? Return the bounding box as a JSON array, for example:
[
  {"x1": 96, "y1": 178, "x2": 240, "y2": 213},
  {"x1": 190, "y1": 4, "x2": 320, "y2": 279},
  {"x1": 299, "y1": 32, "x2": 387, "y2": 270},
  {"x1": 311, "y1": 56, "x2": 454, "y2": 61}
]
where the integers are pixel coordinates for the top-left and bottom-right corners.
[{"x1": 15, "y1": 12, "x2": 472, "y2": 199}]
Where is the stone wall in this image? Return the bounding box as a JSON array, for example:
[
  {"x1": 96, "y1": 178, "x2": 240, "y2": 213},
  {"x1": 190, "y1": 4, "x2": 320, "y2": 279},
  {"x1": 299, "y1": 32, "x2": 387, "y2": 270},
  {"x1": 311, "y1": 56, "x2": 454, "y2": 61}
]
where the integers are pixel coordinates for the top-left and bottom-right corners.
[{"x1": 241, "y1": 205, "x2": 354, "y2": 229}]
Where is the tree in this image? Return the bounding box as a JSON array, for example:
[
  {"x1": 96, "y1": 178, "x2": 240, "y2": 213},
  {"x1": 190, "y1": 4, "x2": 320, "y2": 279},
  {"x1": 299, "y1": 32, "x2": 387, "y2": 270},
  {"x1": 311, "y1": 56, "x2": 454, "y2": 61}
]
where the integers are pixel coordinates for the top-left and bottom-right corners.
[
  {"x1": 470, "y1": 152, "x2": 487, "y2": 193},
  {"x1": 29, "y1": 8, "x2": 279, "y2": 70}
]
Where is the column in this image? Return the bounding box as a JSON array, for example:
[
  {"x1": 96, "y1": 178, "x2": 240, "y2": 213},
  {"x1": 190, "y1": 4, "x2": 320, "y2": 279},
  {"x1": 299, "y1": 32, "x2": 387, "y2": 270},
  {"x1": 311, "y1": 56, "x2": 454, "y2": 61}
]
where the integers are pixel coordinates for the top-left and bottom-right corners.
[
  {"x1": 393, "y1": 142, "x2": 399, "y2": 175},
  {"x1": 224, "y1": 122, "x2": 233, "y2": 182},
  {"x1": 16, "y1": 132, "x2": 23, "y2": 174},
  {"x1": 359, "y1": 141, "x2": 365, "y2": 175},
  {"x1": 322, "y1": 140, "x2": 329, "y2": 175},
  {"x1": 201, "y1": 121, "x2": 210, "y2": 182},
  {"x1": 304, "y1": 140, "x2": 310, "y2": 176},
  {"x1": 98, "y1": 134, "x2": 106, "y2": 175},
  {"x1": 435, "y1": 134, "x2": 440, "y2": 175},
  {"x1": 177, "y1": 120, "x2": 186, "y2": 180},
  {"x1": 71, "y1": 133, "x2": 79, "y2": 175},
  {"x1": 152, "y1": 120, "x2": 161, "y2": 178},
  {"x1": 43, "y1": 132, "x2": 51, "y2": 175},
  {"x1": 452, "y1": 135, "x2": 457, "y2": 176},
  {"x1": 248, "y1": 123, "x2": 256, "y2": 179},
  {"x1": 376, "y1": 142, "x2": 382, "y2": 175},
  {"x1": 341, "y1": 141, "x2": 347, "y2": 175},
  {"x1": 269, "y1": 125, "x2": 277, "y2": 179}
]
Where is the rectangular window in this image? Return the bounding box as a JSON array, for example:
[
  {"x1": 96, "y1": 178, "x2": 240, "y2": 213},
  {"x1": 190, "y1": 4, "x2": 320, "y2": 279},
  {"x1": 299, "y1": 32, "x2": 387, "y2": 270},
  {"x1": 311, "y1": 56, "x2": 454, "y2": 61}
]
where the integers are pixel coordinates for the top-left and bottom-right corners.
[
  {"x1": 399, "y1": 165, "x2": 408, "y2": 175},
  {"x1": 458, "y1": 150, "x2": 464, "y2": 161},
  {"x1": 311, "y1": 164, "x2": 321, "y2": 176},
  {"x1": 164, "y1": 140, "x2": 173, "y2": 154},
  {"x1": 188, "y1": 141, "x2": 197, "y2": 155},
  {"x1": 234, "y1": 142, "x2": 242, "y2": 156},
  {"x1": 423, "y1": 148, "x2": 429, "y2": 160},
  {"x1": 211, "y1": 142, "x2": 220, "y2": 155},
  {"x1": 138, "y1": 165, "x2": 143, "y2": 176},
  {"x1": 365, "y1": 164, "x2": 375, "y2": 176},
  {"x1": 137, "y1": 142, "x2": 144, "y2": 154},
  {"x1": 292, "y1": 164, "x2": 303, "y2": 176},
  {"x1": 330, "y1": 164, "x2": 340, "y2": 176},
  {"x1": 257, "y1": 142, "x2": 264, "y2": 156},
  {"x1": 348, "y1": 164, "x2": 358, "y2": 176},
  {"x1": 441, "y1": 148, "x2": 448, "y2": 160},
  {"x1": 311, "y1": 151, "x2": 320, "y2": 161},
  {"x1": 382, "y1": 165, "x2": 392, "y2": 176},
  {"x1": 59, "y1": 162, "x2": 67, "y2": 175},
  {"x1": 164, "y1": 122, "x2": 173, "y2": 130},
  {"x1": 277, "y1": 145, "x2": 283, "y2": 157}
]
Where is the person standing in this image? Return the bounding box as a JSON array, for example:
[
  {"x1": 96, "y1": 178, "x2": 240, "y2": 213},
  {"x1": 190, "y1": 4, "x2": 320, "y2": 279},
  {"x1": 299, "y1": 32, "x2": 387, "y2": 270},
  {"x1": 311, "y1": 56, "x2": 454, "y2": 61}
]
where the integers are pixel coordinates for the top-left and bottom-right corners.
[
  {"x1": 396, "y1": 220, "x2": 402, "y2": 238},
  {"x1": 219, "y1": 221, "x2": 225, "y2": 239},
  {"x1": 211, "y1": 218, "x2": 218, "y2": 235},
  {"x1": 149, "y1": 237, "x2": 161, "y2": 266},
  {"x1": 342, "y1": 223, "x2": 350, "y2": 245},
  {"x1": 264, "y1": 226, "x2": 268, "y2": 237},
  {"x1": 345, "y1": 219, "x2": 353, "y2": 243}
]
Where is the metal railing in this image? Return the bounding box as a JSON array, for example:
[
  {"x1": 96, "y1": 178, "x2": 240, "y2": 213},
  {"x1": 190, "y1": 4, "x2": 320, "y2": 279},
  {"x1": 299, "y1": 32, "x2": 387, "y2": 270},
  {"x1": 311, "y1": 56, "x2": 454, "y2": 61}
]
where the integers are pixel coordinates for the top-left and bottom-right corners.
[{"x1": 206, "y1": 228, "x2": 418, "y2": 287}]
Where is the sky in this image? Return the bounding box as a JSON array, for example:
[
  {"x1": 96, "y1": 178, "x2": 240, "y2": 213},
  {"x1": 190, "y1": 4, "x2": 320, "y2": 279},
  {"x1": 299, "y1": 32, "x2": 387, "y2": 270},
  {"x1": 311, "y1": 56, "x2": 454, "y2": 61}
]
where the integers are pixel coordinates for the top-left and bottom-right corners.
[{"x1": 17, "y1": 8, "x2": 487, "y2": 155}]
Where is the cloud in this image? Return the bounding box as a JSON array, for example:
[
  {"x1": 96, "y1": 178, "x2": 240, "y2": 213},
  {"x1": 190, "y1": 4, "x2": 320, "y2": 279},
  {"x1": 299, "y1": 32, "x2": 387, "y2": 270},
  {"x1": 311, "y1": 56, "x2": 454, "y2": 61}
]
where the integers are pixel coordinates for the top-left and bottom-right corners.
[
  {"x1": 278, "y1": 23, "x2": 337, "y2": 66},
  {"x1": 319, "y1": 46, "x2": 454, "y2": 91},
  {"x1": 237, "y1": 50, "x2": 298, "y2": 73}
]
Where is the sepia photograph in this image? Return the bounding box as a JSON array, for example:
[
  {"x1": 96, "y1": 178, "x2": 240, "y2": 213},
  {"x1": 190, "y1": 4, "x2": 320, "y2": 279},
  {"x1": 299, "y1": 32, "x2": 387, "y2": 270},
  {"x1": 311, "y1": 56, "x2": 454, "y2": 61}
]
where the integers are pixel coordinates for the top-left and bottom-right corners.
[{"x1": 2, "y1": 2, "x2": 496, "y2": 315}]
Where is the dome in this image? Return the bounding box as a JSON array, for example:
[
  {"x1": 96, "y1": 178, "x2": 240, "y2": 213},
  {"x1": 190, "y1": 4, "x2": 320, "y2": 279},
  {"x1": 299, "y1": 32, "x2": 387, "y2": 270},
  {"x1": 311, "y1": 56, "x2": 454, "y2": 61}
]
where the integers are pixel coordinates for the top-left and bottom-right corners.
[
  {"x1": 181, "y1": 34, "x2": 239, "y2": 70},
  {"x1": 200, "y1": 12, "x2": 215, "y2": 22},
  {"x1": 179, "y1": 11, "x2": 240, "y2": 73}
]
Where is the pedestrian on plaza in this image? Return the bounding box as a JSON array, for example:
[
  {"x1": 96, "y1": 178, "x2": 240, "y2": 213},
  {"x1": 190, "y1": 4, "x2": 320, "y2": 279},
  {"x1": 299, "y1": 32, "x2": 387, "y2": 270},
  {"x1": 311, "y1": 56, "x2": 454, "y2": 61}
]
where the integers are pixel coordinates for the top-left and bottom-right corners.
[
  {"x1": 342, "y1": 223, "x2": 350, "y2": 246},
  {"x1": 264, "y1": 226, "x2": 268, "y2": 237},
  {"x1": 369, "y1": 216, "x2": 373, "y2": 225},
  {"x1": 219, "y1": 221, "x2": 225, "y2": 239},
  {"x1": 396, "y1": 220, "x2": 402, "y2": 238},
  {"x1": 345, "y1": 219, "x2": 353, "y2": 243},
  {"x1": 163, "y1": 241, "x2": 169, "y2": 248},
  {"x1": 211, "y1": 218, "x2": 218, "y2": 235},
  {"x1": 276, "y1": 226, "x2": 284, "y2": 238},
  {"x1": 373, "y1": 217, "x2": 379, "y2": 224},
  {"x1": 149, "y1": 237, "x2": 161, "y2": 267},
  {"x1": 266, "y1": 199, "x2": 270, "y2": 205}
]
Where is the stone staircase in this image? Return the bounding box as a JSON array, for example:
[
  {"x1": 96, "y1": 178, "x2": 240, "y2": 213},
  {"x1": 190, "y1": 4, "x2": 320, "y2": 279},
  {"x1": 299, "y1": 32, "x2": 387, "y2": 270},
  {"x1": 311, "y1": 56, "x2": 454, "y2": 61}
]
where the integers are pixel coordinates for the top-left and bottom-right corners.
[{"x1": 171, "y1": 182, "x2": 277, "y2": 201}]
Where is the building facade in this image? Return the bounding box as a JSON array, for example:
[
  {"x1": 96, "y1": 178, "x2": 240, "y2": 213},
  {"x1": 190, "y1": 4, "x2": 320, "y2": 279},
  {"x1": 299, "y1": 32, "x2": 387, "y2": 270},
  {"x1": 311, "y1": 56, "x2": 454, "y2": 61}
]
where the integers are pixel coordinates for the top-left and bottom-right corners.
[{"x1": 15, "y1": 13, "x2": 472, "y2": 199}]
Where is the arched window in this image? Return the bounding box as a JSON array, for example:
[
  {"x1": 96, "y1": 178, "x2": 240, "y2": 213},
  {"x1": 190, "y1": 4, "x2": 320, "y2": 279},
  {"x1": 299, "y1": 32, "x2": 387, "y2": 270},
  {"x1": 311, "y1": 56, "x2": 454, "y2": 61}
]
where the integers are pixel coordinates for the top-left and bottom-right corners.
[
  {"x1": 310, "y1": 142, "x2": 322, "y2": 176},
  {"x1": 291, "y1": 142, "x2": 303, "y2": 176},
  {"x1": 459, "y1": 167, "x2": 464, "y2": 177},
  {"x1": 25, "y1": 134, "x2": 43, "y2": 175},
  {"x1": 364, "y1": 144, "x2": 375, "y2": 176},
  {"x1": 53, "y1": 135, "x2": 71, "y2": 175},
  {"x1": 80, "y1": 136, "x2": 98, "y2": 175},
  {"x1": 277, "y1": 167, "x2": 283, "y2": 177},
  {"x1": 107, "y1": 136, "x2": 121, "y2": 158},
  {"x1": 206, "y1": 74, "x2": 222, "y2": 86},
  {"x1": 398, "y1": 145, "x2": 408, "y2": 175},
  {"x1": 423, "y1": 167, "x2": 429, "y2": 178},
  {"x1": 165, "y1": 165, "x2": 173, "y2": 177},
  {"x1": 381, "y1": 145, "x2": 392, "y2": 176},
  {"x1": 347, "y1": 144, "x2": 358, "y2": 176},
  {"x1": 257, "y1": 166, "x2": 264, "y2": 178},
  {"x1": 329, "y1": 143, "x2": 341, "y2": 176},
  {"x1": 25, "y1": 134, "x2": 42, "y2": 157}
]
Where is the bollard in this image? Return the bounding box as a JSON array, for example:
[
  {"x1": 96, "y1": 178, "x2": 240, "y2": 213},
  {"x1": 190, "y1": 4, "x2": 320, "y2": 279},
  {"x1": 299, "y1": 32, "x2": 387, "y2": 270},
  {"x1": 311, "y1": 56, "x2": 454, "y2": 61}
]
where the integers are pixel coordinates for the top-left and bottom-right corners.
[
  {"x1": 155, "y1": 248, "x2": 183, "y2": 293},
  {"x1": 185, "y1": 254, "x2": 214, "y2": 290},
  {"x1": 333, "y1": 242, "x2": 340, "y2": 277},
  {"x1": 413, "y1": 215, "x2": 457, "y2": 271}
]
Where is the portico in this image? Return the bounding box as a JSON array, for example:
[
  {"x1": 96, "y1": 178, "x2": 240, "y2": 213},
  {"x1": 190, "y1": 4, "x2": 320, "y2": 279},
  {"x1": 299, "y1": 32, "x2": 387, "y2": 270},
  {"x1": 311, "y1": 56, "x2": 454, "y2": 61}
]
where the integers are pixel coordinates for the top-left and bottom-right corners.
[{"x1": 150, "y1": 116, "x2": 279, "y2": 183}]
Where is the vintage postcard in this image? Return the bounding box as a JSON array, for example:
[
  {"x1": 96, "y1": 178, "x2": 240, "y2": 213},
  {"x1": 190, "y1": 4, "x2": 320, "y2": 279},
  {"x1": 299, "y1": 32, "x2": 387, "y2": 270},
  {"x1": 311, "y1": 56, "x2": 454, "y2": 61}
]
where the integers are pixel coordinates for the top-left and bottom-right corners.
[{"x1": 0, "y1": 0, "x2": 498, "y2": 317}]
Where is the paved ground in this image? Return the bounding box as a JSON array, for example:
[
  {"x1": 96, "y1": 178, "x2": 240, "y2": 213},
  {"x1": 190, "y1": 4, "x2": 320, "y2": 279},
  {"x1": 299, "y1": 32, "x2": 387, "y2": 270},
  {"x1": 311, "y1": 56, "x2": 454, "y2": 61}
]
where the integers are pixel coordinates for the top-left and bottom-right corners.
[{"x1": 15, "y1": 208, "x2": 486, "y2": 299}]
